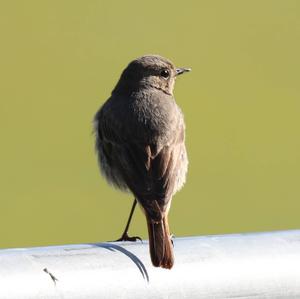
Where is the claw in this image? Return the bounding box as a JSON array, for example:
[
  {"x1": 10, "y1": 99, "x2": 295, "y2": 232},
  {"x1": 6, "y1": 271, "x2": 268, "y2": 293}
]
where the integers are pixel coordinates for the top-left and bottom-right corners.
[
  {"x1": 113, "y1": 232, "x2": 143, "y2": 243},
  {"x1": 170, "y1": 234, "x2": 175, "y2": 247}
]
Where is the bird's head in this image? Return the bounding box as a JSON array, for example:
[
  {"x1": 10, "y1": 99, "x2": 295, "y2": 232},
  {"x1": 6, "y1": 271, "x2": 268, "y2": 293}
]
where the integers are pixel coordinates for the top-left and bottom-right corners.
[{"x1": 113, "y1": 55, "x2": 191, "y2": 96}]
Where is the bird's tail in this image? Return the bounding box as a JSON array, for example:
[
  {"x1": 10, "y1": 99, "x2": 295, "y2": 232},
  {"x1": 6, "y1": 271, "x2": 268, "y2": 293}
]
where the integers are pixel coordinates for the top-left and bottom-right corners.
[{"x1": 146, "y1": 213, "x2": 174, "y2": 269}]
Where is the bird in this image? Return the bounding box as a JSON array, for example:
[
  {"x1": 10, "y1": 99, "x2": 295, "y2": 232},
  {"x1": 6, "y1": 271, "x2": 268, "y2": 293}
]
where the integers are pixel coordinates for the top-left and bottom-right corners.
[{"x1": 93, "y1": 55, "x2": 190, "y2": 269}]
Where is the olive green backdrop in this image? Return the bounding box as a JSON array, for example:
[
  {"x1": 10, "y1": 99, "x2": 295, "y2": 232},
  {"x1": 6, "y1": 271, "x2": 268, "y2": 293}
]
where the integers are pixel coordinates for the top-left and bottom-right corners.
[{"x1": 1, "y1": 1, "x2": 299, "y2": 248}]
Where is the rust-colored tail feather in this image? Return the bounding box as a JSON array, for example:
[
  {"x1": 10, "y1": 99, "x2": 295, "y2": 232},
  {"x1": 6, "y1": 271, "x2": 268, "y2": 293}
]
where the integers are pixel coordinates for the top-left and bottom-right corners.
[{"x1": 146, "y1": 214, "x2": 174, "y2": 269}]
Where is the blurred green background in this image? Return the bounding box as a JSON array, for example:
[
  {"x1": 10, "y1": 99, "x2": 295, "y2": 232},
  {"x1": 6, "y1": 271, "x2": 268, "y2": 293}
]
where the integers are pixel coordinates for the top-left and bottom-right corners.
[{"x1": 0, "y1": 1, "x2": 299, "y2": 249}]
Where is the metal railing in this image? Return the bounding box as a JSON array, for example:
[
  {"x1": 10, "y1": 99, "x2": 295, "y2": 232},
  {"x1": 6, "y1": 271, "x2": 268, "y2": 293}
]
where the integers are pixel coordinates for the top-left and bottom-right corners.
[{"x1": 1, "y1": 229, "x2": 300, "y2": 298}]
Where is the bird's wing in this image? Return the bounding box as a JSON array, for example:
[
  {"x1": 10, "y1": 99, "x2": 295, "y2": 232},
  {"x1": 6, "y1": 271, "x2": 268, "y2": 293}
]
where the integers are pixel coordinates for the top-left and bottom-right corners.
[
  {"x1": 122, "y1": 139, "x2": 184, "y2": 221},
  {"x1": 95, "y1": 103, "x2": 185, "y2": 220}
]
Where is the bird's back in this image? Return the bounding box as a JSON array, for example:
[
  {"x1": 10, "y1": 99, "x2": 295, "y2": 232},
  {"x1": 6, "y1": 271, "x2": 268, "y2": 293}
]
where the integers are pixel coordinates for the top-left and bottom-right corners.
[
  {"x1": 94, "y1": 87, "x2": 187, "y2": 203},
  {"x1": 98, "y1": 88, "x2": 184, "y2": 145}
]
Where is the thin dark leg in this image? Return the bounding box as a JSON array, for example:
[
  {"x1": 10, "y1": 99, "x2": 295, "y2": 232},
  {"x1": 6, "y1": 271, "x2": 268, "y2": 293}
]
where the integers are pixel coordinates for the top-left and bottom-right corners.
[{"x1": 114, "y1": 199, "x2": 142, "y2": 242}]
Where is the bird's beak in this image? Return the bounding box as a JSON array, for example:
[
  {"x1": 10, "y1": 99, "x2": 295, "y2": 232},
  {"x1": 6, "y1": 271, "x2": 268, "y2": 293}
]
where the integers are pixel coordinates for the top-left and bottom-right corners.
[{"x1": 176, "y1": 67, "x2": 191, "y2": 76}]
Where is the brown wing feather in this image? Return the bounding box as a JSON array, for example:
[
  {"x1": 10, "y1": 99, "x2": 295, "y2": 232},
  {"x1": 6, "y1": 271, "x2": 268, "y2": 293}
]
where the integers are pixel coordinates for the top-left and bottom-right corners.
[{"x1": 121, "y1": 142, "x2": 183, "y2": 221}]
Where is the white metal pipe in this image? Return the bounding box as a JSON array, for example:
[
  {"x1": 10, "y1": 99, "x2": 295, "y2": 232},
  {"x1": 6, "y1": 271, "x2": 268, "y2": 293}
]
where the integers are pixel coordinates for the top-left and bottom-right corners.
[{"x1": 1, "y1": 230, "x2": 300, "y2": 298}]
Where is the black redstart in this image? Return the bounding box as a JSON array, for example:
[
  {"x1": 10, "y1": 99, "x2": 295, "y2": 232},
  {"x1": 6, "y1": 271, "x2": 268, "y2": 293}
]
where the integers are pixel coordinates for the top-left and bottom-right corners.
[{"x1": 94, "y1": 55, "x2": 190, "y2": 269}]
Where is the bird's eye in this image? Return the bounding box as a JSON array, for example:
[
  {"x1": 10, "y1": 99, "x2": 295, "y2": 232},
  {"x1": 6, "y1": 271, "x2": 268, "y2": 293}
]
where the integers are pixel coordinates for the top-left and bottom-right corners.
[{"x1": 160, "y1": 69, "x2": 169, "y2": 78}]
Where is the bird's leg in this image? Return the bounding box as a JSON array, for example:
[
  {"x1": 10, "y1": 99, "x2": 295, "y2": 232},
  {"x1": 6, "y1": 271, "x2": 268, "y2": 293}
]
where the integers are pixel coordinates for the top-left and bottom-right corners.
[{"x1": 114, "y1": 198, "x2": 142, "y2": 242}]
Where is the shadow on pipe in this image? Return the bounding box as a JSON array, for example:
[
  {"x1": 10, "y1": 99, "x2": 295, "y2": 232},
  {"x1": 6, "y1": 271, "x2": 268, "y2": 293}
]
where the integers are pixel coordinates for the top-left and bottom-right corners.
[{"x1": 90, "y1": 243, "x2": 149, "y2": 282}]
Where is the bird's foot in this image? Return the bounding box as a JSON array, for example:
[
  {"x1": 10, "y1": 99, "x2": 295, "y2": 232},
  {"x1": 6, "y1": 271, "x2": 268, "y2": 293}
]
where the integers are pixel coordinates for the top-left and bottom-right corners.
[{"x1": 113, "y1": 232, "x2": 142, "y2": 243}]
